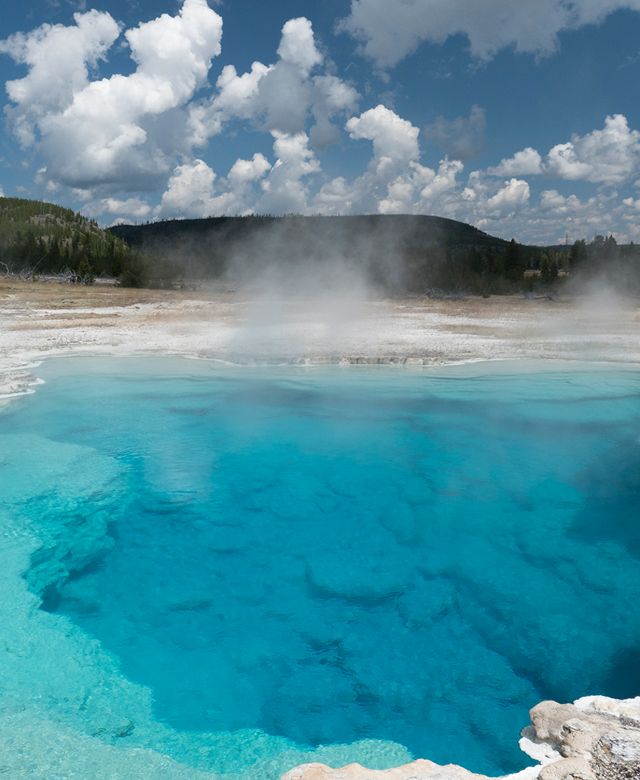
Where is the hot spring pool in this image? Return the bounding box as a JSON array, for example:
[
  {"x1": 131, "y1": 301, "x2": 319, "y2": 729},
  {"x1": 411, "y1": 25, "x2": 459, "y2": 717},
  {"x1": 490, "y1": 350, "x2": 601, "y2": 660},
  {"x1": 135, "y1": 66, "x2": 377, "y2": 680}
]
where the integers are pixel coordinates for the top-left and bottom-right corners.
[{"x1": 1, "y1": 357, "x2": 639, "y2": 778}]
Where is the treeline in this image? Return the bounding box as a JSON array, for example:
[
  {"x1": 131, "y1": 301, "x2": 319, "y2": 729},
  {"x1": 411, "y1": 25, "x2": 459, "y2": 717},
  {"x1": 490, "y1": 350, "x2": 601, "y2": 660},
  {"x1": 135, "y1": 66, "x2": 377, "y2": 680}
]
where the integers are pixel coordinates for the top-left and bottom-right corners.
[
  {"x1": 4, "y1": 200, "x2": 639, "y2": 295},
  {"x1": 0, "y1": 198, "x2": 146, "y2": 285},
  {"x1": 401, "y1": 239, "x2": 568, "y2": 295},
  {"x1": 111, "y1": 214, "x2": 640, "y2": 295},
  {"x1": 110, "y1": 214, "x2": 514, "y2": 292},
  {"x1": 565, "y1": 235, "x2": 640, "y2": 292},
  {"x1": 422, "y1": 236, "x2": 640, "y2": 296}
]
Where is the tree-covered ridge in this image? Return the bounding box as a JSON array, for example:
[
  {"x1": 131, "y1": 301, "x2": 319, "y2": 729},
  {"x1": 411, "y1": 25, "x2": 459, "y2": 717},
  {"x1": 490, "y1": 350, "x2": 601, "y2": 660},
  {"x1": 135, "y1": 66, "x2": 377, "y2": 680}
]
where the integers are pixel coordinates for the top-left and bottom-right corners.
[
  {"x1": 2, "y1": 200, "x2": 638, "y2": 294},
  {"x1": 109, "y1": 214, "x2": 637, "y2": 295},
  {"x1": 0, "y1": 197, "x2": 141, "y2": 283},
  {"x1": 110, "y1": 214, "x2": 515, "y2": 293}
]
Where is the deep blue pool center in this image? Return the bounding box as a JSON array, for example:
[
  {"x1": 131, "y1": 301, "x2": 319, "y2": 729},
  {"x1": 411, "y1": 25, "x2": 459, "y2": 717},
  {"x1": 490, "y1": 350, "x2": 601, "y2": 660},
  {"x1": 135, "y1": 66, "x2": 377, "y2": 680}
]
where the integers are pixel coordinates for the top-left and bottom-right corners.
[{"x1": 2, "y1": 357, "x2": 640, "y2": 778}]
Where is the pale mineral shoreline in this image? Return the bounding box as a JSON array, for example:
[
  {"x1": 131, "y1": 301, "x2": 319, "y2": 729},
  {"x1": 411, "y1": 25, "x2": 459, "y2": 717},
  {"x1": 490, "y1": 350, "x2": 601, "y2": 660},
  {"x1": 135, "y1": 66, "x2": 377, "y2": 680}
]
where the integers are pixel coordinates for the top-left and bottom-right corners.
[
  {"x1": 1, "y1": 279, "x2": 639, "y2": 780},
  {"x1": 2, "y1": 279, "x2": 640, "y2": 403}
]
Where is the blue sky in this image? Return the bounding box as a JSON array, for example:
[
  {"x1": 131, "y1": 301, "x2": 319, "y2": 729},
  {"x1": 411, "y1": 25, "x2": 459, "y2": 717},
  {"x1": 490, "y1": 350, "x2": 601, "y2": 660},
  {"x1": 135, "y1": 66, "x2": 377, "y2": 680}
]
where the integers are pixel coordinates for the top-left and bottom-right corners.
[{"x1": 2, "y1": 0, "x2": 640, "y2": 243}]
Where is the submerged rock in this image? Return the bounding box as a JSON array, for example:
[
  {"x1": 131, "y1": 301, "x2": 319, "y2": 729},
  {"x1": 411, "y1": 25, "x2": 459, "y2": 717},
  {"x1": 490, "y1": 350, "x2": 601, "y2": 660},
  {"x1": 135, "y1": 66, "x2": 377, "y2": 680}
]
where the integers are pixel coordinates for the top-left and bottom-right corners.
[{"x1": 281, "y1": 696, "x2": 640, "y2": 780}]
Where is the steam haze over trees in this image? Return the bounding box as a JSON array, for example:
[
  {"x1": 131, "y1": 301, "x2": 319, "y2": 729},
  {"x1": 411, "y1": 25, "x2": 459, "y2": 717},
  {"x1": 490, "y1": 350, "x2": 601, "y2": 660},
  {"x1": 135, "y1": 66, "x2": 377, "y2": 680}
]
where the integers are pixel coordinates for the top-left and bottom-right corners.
[
  {"x1": 2, "y1": 196, "x2": 638, "y2": 295},
  {"x1": 109, "y1": 213, "x2": 640, "y2": 295}
]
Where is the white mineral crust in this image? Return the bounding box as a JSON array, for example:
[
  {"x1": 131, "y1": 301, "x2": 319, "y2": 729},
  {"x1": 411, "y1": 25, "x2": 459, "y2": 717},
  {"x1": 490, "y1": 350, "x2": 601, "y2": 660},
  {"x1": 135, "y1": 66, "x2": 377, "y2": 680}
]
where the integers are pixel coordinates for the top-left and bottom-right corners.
[{"x1": 2, "y1": 282, "x2": 640, "y2": 402}]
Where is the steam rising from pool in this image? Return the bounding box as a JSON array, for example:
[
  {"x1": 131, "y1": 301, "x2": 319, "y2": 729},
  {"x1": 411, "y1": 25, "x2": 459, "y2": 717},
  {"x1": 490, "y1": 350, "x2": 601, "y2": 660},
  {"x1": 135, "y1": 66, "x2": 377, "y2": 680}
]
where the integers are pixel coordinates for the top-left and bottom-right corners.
[{"x1": 1, "y1": 357, "x2": 639, "y2": 779}]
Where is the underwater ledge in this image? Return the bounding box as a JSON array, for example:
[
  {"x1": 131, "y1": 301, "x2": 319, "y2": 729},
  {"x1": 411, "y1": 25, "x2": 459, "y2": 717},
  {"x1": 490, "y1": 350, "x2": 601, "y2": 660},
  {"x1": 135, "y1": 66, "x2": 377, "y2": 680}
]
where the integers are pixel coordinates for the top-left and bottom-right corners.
[{"x1": 282, "y1": 695, "x2": 640, "y2": 779}]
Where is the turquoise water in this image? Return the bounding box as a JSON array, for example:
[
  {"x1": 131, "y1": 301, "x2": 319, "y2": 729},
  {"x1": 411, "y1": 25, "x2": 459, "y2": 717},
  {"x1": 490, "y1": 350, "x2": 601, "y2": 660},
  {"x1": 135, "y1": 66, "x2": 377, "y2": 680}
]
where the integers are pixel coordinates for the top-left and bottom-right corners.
[{"x1": 1, "y1": 358, "x2": 640, "y2": 778}]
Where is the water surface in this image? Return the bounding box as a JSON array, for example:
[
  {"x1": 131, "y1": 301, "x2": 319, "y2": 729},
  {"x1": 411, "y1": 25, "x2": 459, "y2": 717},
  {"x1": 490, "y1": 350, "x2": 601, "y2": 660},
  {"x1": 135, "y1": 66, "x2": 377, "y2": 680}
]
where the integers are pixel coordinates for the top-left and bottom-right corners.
[{"x1": 2, "y1": 358, "x2": 639, "y2": 778}]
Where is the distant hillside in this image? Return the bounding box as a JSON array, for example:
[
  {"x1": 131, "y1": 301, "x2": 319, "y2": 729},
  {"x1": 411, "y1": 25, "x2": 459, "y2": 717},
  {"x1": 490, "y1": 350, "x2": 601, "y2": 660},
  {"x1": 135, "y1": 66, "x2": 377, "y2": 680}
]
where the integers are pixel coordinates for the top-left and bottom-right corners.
[
  {"x1": 0, "y1": 197, "x2": 139, "y2": 282},
  {"x1": 109, "y1": 214, "x2": 517, "y2": 293},
  {"x1": 110, "y1": 214, "x2": 509, "y2": 251}
]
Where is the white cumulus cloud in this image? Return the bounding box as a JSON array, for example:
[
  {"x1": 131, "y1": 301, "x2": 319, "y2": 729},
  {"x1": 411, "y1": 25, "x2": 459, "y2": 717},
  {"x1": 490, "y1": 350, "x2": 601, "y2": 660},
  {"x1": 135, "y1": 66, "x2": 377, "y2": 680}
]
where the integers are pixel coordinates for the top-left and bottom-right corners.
[
  {"x1": 539, "y1": 189, "x2": 584, "y2": 213},
  {"x1": 487, "y1": 115, "x2": 640, "y2": 185},
  {"x1": 84, "y1": 196, "x2": 153, "y2": 220},
  {"x1": 347, "y1": 105, "x2": 420, "y2": 172},
  {"x1": 486, "y1": 178, "x2": 531, "y2": 214},
  {"x1": 623, "y1": 196, "x2": 640, "y2": 210},
  {"x1": 0, "y1": 10, "x2": 120, "y2": 146},
  {"x1": 158, "y1": 158, "x2": 217, "y2": 219},
  {"x1": 157, "y1": 152, "x2": 273, "y2": 219},
  {"x1": 544, "y1": 114, "x2": 640, "y2": 184},
  {"x1": 277, "y1": 17, "x2": 322, "y2": 74},
  {"x1": 228, "y1": 153, "x2": 271, "y2": 186},
  {"x1": 198, "y1": 17, "x2": 358, "y2": 146},
  {"x1": 338, "y1": 0, "x2": 640, "y2": 68},
  {"x1": 1, "y1": 0, "x2": 223, "y2": 189},
  {"x1": 258, "y1": 131, "x2": 320, "y2": 214},
  {"x1": 318, "y1": 107, "x2": 468, "y2": 216},
  {"x1": 488, "y1": 147, "x2": 543, "y2": 176}
]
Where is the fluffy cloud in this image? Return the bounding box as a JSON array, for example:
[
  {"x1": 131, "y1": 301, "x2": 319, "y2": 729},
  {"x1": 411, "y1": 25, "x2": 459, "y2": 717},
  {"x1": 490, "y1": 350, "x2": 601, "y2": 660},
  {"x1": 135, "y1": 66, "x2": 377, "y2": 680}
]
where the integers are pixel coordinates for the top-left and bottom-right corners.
[
  {"x1": 623, "y1": 196, "x2": 640, "y2": 210},
  {"x1": 490, "y1": 115, "x2": 640, "y2": 184},
  {"x1": 423, "y1": 105, "x2": 486, "y2": 162},
  {"x1": 486, "y1": 178, "x2": 530, "y2": 214},
  {"x1": 310, "y1": 75, "x2": 360, "y2": 148},
  {"x1": 228, "y1": 153, "x2": 271, "y2": 186},
  {"x1": 527, "y1": 189, "x2": 627, "y2": 242},
  {"x1": 155, "y1": 134, "x2": 316, "y2": 220},
  {"x1": 1, "y1": 0, "x2": 223, "y2": 188},
  {"x1": 84, "y1": 196, "x2": 153, "y2": 220},
  {"x1": 338, "y1": 0, "x2": 640, "y2": 67},
  {"x1": 277, "y1": 17, "x2": 322, "y2": 73},
  {"x1": 488, "y1": 147, "x2": 543, "y2": 176},
  {"x1": 318, "y1": 107, "x2": 470, "y2": 216},
  {"x1": 419, "y1": 159, "x2": 465, "y2": 202},
  {"x1": 545, "y1": 114, "x2": 640, "y2": 184},
  {"x1": 200, "y1": 18, "x2": 358, "y2": 145},
  {"x1": 158, "y1": 151, "x2": 274, "y2": 219},
  {"x1": 346, "y1": 105, "x2": 420, "y2": 172},
  {"x1": 206, "y1": 62, "x2": 268, "y2": 125},
  {"x1": 258, "y1": 131, "x2": 320, "y2": 214},
  {"x1": 321, "y1": 105, "x2": 424, "y2": 213},
  {"x1": 4, "y1": 3, "x2": 639, "y2": 246},
  {"x1": 0, "y1": 10, "x2": 120, "y2": 146},
  {"x1": 377, "y1": 159, "x2": 464, "y2": 214},
  {"x1": 158, "y1": 158, "x2": 217, "y2": 218},
  {"x1": 540, "y1": 189, "x2": 581, "y2": 211},
  {"x1": 252, "y1": 62, "x2": 315, "y2": 135},
  {"x1": 316, "y1": 106, "x2": 526, "y2": 223}
]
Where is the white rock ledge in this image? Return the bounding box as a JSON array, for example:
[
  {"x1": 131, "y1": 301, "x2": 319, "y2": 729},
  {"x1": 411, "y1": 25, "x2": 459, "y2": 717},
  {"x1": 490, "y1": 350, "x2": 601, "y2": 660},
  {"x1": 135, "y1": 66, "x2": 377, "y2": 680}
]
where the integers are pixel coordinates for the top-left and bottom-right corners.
[{"x1": 281, "y1": 696, "x2": 640, "y2": 780}]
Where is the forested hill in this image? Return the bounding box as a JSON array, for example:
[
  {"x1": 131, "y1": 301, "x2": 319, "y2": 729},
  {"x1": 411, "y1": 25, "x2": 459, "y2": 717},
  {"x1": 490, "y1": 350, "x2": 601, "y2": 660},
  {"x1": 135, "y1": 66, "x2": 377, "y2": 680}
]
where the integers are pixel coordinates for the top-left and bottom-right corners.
[
  {"x1": 0, "y1": 197, "x2": 137, "y2": 281},
  {"x1": 110, "y1": 214, "x2": 508, "y2": 250},
  {"x1": 109, "y1": 214, "x2": 515, "y2": 292},
  {"x1": 109, "y1": 214, "x2": 640, "y2": 294},
  {"x1": 3, "y1": 202, "x2": 635, "y2": 293}
]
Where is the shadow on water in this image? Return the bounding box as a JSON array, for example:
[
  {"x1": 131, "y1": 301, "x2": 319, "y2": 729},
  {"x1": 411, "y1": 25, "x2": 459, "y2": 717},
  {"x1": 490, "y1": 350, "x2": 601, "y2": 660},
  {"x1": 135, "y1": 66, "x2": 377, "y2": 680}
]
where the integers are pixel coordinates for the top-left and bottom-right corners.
[
  {"x1": 569, "y1": 435, "x2": 640, "y2": 556},
  {"x1": 566, "y1": 434, "x2": 640, "y2": 702},
  {"x1": 600, "y1": 647, "x2": 640, "y2": 699}
]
